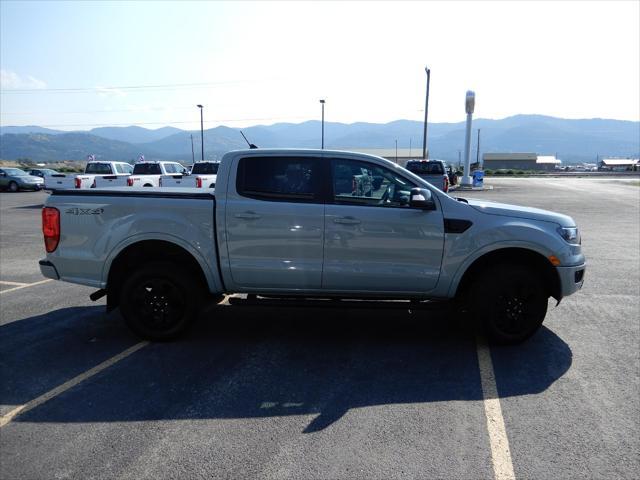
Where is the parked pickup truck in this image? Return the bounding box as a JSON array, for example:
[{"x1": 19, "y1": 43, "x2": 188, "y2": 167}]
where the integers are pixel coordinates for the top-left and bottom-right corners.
[
  {"x1": 45, "y1": 161, "x2": 133, "y2": 190},
  {"x1": 40, "y1": 149, "x2": 585, "y2": 343},
  {"x1": 126, "y1": 161, "x2": 188, "y2": 188},
  {"x1": 160, "y1": 161, "x2": 219, "y2": 188},
  {"x1": 405, "y1": 159, "x2": 450, "y2": 192}
]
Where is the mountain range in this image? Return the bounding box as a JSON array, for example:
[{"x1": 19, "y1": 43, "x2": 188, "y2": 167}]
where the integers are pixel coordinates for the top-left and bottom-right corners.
[{"x1": 1, "y1": 115, "x2": 638, "y2": 163}]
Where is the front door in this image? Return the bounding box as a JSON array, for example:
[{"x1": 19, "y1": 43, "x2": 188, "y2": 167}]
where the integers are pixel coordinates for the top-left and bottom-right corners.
[
  {"x1": 225, "y1": 155, "x2": 325, "y2": 290},
  {"x1": 323, "y1": 158, "x2": 444, "y2": 293}
]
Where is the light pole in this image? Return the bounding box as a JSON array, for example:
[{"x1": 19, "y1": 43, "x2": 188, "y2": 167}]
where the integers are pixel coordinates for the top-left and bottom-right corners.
[
  {"x1": 422, "y1": 66, "x2": 431, "y2": 160},
  {"x1": 197, "y1": 104, "x2": 204, "y2": 161},
  {"x1": 319, "y1": 99, "x2": 325, "y2": 149},
  {"x1": 395, "y1": 139, "x2": 398, "y2": 164},
  {"x1": 476, "y1": 128, "x2": 481, "y2": 165},
  {"x1": 190, "y1": 134, "x2": 195, "y2": 164},
  {"x1": 461, "y1": 90, "x2": 475, "y2": 187}
]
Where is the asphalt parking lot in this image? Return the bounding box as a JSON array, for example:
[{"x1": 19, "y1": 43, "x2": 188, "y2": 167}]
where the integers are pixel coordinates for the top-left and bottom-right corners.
[{"x1": 1, "y1": 177, "x2": 638, "y2": 479}]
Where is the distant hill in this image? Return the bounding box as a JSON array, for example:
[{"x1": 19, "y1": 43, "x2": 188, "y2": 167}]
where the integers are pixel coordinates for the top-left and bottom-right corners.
[
  {"x1": 0, "y1": 125, "x2": 65, "y2": 136},
  {"x1": 0, "y1": 132, "x2": 159, "y2": 162},
  {"x1": 1, "y1": 115, "x2": 638, "y2": 163},
  {"x1": 89, "y1": 125, "x2": 183, "y2": 144}
]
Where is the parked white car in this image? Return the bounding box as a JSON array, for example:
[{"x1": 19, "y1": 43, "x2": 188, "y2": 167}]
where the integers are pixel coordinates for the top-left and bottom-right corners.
[{"x1": 127, "y1": 161, "x2": 188, "y2": 188}]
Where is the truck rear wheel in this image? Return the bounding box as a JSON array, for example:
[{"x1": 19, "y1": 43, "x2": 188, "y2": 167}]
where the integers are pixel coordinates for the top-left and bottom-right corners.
[
  {"x1": 120, "y1": 262, "x2": 204, "y2": 340},
  {"x1": 470, "y1": 264, "x2": 548, "y2": 344}
]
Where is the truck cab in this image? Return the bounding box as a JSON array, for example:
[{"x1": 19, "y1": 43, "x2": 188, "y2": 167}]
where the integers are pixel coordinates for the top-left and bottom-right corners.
[
  {"x1": 44, "y1": 161, "x2": 133, "y2": 190},
  {"x1": 127, "y1": 161, "x2": 188, "y2": 187},
  {"x1": 405, "y1": 159, "x2": 450, "y2": 192},
  {"x1": 160, "y1": 161, "x2": 219, "y2": 188}
]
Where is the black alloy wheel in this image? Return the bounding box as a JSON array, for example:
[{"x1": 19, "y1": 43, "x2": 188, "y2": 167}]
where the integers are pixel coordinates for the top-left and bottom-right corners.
[
  {"x1": 470, "y1": 264, "x2": 548, "y2": 344},
  {"x1": 120, "y1": 262, "x2": 204, "y2": 340}
]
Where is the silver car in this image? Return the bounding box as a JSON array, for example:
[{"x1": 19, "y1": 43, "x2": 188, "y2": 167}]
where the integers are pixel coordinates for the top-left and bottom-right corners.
[{"x1": 0, "y1": 167, "x2": 45, "y2": 192}]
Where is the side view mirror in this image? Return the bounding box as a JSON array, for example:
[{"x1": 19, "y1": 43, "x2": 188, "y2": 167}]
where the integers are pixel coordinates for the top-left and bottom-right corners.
[
  {"x1": 409, "y1": 187, "x2": 436, "y2": 210},
  {"x1": 182, "y1": 169, "x2": 188, "y2": 175}
]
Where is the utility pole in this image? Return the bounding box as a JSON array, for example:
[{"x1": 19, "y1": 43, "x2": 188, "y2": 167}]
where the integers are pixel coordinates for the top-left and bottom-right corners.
[
  {"x1": 197, "y1": 104, "x2": 204, "y2": 161},
  {"x1": 422, "y1": 66, "x2": 431, "y2": 159},
  {"x1": 319, "y1": 99, "x2": 326, "y2": 149},
  {"x1": 190, "y1": 134, "x2": 195, "y2": 164}
]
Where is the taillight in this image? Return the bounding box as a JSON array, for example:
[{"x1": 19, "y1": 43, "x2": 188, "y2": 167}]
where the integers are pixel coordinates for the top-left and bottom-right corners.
[
  {"x1": 196, "y1": 177, "x2": 202, "y2": 188},
  {"x1": 42, "y1": 207, "x2": 60, "y2": 253},
  {"x1": 444, "y1": 176, "x2": 449, "y2": 192},
  {"x1": 127, "y1": 177, "x2": 134, "y2": 186},
  {"x1": 75, "y1": 177, "x2": 81, "y2": 188}
]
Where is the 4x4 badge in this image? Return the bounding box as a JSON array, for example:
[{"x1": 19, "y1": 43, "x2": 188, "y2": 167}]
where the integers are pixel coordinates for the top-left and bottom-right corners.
[{"x1": 65, "y1": 208, "x2": 104, "y2": 215}]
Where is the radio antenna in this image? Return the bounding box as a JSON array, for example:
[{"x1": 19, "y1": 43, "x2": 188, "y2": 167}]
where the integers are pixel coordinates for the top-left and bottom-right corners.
[{"x1": 240, "y1": 131, "x2": 258, "y2": 149}]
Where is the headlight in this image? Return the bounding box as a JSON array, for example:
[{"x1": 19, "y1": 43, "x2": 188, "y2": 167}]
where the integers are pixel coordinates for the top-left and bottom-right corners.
[{"x1": 558, "y1": 227, "x2": 581, "y2": 245}]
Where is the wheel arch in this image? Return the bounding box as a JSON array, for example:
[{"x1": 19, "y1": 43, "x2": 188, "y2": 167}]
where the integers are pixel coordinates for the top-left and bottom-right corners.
[
  {"x1": 453, "y1": 247, "x2": 562, "y2": 302},
  {"x1": 106, "y1": 239, "x2": 212, "y2": 311}
]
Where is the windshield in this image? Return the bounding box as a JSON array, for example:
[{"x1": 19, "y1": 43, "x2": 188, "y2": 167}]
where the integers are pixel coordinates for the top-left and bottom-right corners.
[
  {"x1": 2, "y1": 168, "x2": 28, "y2": 176},
  {"x1": 85, "y1": 163, "x2": 114, "y2": 174},
  {"x1": 191, "y1": 162, "x2": 219, "y2": 175}
]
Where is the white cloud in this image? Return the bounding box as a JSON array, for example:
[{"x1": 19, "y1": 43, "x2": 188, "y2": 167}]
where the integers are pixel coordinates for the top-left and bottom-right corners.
[{"x1": 0, "y1": 69, "x2": 47, "y2": 90}]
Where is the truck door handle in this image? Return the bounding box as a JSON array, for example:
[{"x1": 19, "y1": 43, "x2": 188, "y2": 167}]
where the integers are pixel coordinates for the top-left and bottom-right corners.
[
  {"x1": 333, "y1": 216, "x2": 361, "y2": 225},
  {"x1": 234, "y1": 211, "x2": 261, "y2": 220}
]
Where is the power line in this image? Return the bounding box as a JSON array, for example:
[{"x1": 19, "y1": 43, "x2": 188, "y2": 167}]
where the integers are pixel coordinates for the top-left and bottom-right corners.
[{"x1": 0, "y1": 80, "x2": 255, "y2": 94}]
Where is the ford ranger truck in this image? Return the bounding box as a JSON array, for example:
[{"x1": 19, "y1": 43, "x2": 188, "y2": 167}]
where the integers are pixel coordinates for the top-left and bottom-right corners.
[{"x1": 39, "y1": 149, "x2": 585, "y2": 343}]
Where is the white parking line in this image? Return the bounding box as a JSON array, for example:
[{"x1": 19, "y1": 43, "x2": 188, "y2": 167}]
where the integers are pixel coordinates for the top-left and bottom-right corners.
[
  {"x1": 0, "y1": 279, "x2": 52, "y2": 294},
  {"x1": 0, "y1": 341, "x2": 149, "y2": 428},
  {"x1": 0, "y1": 280, "x2": 29, "y2": 287},
  {"x1": 477, "y1": 336, "x2": 516, "y2": 480}
]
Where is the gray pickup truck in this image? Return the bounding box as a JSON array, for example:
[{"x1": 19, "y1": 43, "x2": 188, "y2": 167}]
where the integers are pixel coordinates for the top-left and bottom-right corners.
[{"x1": 40, "y1": 149, "x2": 585, "y2": 343}]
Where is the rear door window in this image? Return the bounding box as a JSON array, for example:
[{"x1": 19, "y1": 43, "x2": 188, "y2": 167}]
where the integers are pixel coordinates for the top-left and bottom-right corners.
[
  {"x1": 236, "y1": 156, "x2": 320, "y2": 202},
  {"x1": 115, "y1": 163, "x2": 132, "y2": 174}
]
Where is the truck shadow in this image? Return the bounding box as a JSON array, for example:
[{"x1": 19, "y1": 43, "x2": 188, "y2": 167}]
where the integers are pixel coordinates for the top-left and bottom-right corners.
[{"x1": 2, "y1": 303, "x2": 572, "y2": 432}]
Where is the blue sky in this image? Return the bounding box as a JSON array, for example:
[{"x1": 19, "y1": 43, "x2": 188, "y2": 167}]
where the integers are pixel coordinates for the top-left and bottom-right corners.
[{"x1": 1, "y1": 1, "x2": 639, "y2": 131}]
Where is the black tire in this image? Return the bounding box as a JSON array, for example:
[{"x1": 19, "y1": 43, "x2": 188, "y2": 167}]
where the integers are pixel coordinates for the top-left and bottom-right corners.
[
  {"x1": 119, "y1": 261, "x2": 205, "y2": 340},
  {"x1": 470, "y1": 264, "x2": 548, "y2": 344},
  {"x1": 8, "y1": 181, "x2": 18, "y2": 192}
]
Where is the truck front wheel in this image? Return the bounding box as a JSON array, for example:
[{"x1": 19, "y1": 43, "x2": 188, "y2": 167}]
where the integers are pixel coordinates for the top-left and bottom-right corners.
[
  {"x1": 120, "y1": 262, "x2": 204, "y2": 340},
  {"x1": 470, "y1": 264, "x2": 548, "y2": 344}
]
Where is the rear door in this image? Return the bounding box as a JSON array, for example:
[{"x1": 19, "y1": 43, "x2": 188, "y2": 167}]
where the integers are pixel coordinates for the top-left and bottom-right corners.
[
  {"x1": 323, "y1": 158, "x2": 445, "y2": 293},
  {"x1": 224, "y1": 155, "x2": 325, "y2": 290}
]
